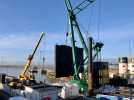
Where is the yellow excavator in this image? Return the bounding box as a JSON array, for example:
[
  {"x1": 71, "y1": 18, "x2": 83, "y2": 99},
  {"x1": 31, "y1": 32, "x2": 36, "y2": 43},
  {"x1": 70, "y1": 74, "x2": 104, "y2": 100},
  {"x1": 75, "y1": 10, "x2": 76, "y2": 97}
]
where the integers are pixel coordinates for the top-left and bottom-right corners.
[{"x1": 8, "y1": 32, "x2": 45, "y2": 87}]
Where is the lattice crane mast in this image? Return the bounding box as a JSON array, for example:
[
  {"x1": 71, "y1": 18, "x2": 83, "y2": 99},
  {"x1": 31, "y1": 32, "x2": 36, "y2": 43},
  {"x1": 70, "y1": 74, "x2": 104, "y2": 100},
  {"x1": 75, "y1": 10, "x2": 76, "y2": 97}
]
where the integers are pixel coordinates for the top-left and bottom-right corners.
[{"x1": 65, "y1": 0, "x2": 95, "y2": 79}]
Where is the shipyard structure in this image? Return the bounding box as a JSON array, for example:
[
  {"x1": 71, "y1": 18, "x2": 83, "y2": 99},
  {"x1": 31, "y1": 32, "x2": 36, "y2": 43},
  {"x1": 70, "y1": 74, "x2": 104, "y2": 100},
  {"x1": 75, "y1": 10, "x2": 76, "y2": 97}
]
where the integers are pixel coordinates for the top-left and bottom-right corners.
[{"x1": 119, "y1": 57, "x2": 134, "y2": 78}]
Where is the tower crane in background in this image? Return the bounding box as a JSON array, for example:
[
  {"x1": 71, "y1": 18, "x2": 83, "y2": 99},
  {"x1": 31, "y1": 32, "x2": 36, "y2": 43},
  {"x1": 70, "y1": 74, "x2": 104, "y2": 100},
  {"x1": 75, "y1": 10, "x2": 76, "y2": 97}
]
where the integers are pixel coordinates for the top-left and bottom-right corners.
[
  {"x1": 65, "y1": 0, "x2": 103, "y2": 93},
  {"x1": 19, "y1": 32, "x2": 45, "y2": 81}
]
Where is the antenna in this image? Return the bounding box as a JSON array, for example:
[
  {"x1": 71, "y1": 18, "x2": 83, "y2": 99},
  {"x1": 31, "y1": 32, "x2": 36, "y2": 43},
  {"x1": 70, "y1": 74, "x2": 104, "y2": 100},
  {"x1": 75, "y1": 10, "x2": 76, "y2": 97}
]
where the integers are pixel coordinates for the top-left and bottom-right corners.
[{"x1": 129, "y1": 40, "x2": 132, "y2": 58}]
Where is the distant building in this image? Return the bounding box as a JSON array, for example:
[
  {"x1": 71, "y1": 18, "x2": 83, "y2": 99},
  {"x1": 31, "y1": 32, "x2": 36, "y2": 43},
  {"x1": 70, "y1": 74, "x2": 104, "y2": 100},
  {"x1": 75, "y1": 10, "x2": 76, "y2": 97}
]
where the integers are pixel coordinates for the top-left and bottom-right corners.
[
  {"x1": 118, "y1": 57, "x2": 128, "y2": 77},
  {"x1": 118, "y1": 57, "x2": 134, "y2": 78},
  {"x1": 108, "y1": 66, "x2": 118, "y2": 78},
  {"x1": 128, "y1": 58, "x2": 134, "y2": 76}
]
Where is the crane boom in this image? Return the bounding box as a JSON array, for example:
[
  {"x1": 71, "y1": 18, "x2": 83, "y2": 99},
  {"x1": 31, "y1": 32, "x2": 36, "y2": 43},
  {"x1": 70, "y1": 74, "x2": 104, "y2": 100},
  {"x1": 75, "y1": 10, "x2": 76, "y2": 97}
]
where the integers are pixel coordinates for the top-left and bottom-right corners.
[
  {"x1": 19, "y1": 32, "x2": 45, "y2": 81},
  {"x1": 65, "y1": 0, "x2": 95, "y2": 79},
  {"x1": 65, "y1": 0, "x2": 104, "y2": 94},
  {"x1": 73, "y1": 0, "x2": 95, "y2": 15}
]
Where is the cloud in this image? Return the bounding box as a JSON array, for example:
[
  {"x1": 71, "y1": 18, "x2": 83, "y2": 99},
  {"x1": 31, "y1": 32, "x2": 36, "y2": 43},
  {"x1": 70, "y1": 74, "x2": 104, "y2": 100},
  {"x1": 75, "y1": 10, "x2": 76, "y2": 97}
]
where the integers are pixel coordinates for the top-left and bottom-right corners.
[
  {"x1": 0, "y1": 32, "x2": 66, "y2": 49},
  {"x1": 0, "y1": 33, "x2": 37, "y2": 49},
  {"x1": 40, "y1": 32, "x2": 66, "y2": 64},
  {"x1": 0, "y1": 19, "x2": 134, "y2": 65},
  {"x1": 0, "y1": 32, "x2": 66, "y2": 65},
  {"x1": 101, "y1": 20, "x2": 134, "y2": 42},
  {"x1": 98, "y1": 21, "x2": 134, "y2": 58}
]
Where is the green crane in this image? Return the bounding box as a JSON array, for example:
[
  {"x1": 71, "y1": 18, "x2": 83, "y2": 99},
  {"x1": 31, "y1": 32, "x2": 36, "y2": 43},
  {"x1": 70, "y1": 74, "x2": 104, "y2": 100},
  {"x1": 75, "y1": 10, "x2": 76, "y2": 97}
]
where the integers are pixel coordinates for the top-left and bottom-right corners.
[
  {"x1": 65, "y1": 0, "x2": 95, "y2": 92},
  {"x1": 65, "y1": 0, "x2": 104, "y2": 93},
  {"x1": 65, "y1": 0, "x2": 95, "y2": 79}
]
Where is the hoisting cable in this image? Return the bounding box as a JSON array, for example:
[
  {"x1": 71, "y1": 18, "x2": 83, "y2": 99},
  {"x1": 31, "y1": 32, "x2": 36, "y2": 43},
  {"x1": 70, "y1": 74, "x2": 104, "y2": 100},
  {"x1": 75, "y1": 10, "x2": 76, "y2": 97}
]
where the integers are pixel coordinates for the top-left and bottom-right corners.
[
  {"x1": 65, "y1": 15, "x2": 69, "y2": 45},
  {"x1": 75, "y1": 3, "x2": 94, "y2": 63},
  {"x1": 77, "y1": 18, "x2": 89, "y2": 44},
  {"x1": 97, "y1": 0, "x2": 102, "y2": 42},
  {"x1": 97, "y1": 0, "x2": 102, "y2": 61},
  {"x1": 87, "y1": 4, "x2": 94, "y2": 37}
]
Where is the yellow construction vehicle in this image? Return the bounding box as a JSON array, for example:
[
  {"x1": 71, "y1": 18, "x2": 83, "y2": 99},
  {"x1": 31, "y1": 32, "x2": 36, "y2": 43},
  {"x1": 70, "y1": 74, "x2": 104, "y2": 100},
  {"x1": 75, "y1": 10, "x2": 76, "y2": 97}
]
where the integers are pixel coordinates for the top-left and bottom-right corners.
[
  {"x1": 8, "y1": 32, "x2": 45, "y2": 88},
  {"x1": 19, "y1": 32, "x2": 45, "y2": 81}
]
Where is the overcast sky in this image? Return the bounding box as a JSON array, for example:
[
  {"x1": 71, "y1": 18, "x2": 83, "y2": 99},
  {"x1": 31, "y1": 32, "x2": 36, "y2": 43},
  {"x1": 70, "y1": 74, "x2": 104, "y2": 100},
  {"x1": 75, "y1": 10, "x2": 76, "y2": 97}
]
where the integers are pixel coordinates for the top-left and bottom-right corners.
[{"x1": 0, "y1": 0, "x2": 134, "y2": 65}]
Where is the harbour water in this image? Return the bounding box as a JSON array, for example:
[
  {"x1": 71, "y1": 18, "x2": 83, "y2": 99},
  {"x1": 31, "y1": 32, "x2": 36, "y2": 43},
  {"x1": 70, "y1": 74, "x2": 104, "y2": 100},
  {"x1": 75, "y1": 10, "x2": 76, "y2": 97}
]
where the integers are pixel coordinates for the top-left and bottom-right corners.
[{"x1": 0, "y1": 66, "x2": 45, "y2": 82}]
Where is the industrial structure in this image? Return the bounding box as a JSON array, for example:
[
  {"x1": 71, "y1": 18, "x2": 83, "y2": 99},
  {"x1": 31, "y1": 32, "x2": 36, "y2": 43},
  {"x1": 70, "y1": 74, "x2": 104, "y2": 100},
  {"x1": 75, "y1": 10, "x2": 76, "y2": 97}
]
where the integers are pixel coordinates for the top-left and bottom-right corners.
[
  {"x1": 8, "y1": 32, "x2": 45, "y2": 88},
  {"x1": 118, "y1": 57, "x2": 128, "y2": 77},
  {"x1": 0, "y1": 0, "x2": 133, "y2": 99},
  {"x1": 0, "y1": 32, "x2": 62, "y2": 100},
  {"x1": 92, "y1": 62, "x2": 109, "y2": 89},
  {"x1": 128, "y1": 58, "x2": 134, "y2": 75},
  {"x1": 51, "y1": 0, "x2": 109, "y2": 98},
  {"x1": 119, "y1": 57, "x2": 134, "y2": 77}
]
